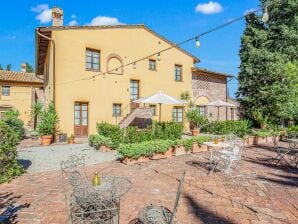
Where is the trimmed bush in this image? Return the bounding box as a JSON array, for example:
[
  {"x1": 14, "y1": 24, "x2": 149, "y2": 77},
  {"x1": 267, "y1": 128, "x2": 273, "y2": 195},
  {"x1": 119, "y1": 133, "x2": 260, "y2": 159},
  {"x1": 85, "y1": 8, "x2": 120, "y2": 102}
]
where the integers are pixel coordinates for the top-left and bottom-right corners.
[
  {"x1": 88, "y1": 134, "x2": 112, "y2": 149},
  {"x1": 202, "y1": 120, "x2": 251, "y2": 138},
  {"x1": 122, "y1": 126, "x2": 153, "y2": 144},
  {"x1": 96, "y1": 122, "x2": 122, "y2": 149},
  {"x1": 118, "y1": 139, "x2": 174, "y2": 159},
  {"x1": 179, "y1": 136, "x2": 213, "y2": 151},
  {"x1": 151, "y1": 122, "x2": 183, "y2": 140},
  {"x1": 2, "y1": 109, "x2": 24, "y2": 141},
  {"x1": 0, "y1": 122, "x2": 24, "y2": 183}
]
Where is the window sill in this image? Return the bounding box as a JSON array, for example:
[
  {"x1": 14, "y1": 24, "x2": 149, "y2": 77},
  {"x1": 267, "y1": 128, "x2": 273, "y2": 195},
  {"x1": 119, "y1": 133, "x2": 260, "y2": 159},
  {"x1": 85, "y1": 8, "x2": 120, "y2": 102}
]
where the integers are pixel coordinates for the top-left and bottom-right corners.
[
  {"x1": 149, "y1": 69, "x2": 157, "y2": 71},
  {"x1": 86, "y1": 69, "x2": 100, "y2": 72},
  {"x1": 174, "y1": 80, "x2": 183, "y2": 82},
  {"x1": 112, "y1": 114, "x2": 121, "y2": 117}
]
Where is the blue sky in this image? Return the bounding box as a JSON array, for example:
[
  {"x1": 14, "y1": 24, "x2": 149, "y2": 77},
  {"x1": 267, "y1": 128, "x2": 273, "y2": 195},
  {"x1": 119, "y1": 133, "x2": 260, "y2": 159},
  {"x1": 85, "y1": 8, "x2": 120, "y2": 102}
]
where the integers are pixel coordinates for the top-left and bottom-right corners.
[{"x1": 0, "y1": 0, "x2": 261, "y2": 97}]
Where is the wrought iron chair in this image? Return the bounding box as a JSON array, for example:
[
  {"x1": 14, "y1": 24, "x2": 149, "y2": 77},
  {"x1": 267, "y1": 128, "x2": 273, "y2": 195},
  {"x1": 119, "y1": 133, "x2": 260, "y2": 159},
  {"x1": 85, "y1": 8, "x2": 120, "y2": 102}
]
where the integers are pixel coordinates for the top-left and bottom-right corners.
[
  {"x1": 211, "y1": 141, "x2": 244, "y2": 175},
  {"x1": 60, "y1": 155, "x2": 87, "y2": 223},
  {"x1": 138, "y1": 171, "x2": 186, "y2": 224},
  {"x1": 70, "y1": 193, "x2": 120, "y2": 224},
  {"x1": 268, "y1": 135, "x2": 298, "y2": 168}
]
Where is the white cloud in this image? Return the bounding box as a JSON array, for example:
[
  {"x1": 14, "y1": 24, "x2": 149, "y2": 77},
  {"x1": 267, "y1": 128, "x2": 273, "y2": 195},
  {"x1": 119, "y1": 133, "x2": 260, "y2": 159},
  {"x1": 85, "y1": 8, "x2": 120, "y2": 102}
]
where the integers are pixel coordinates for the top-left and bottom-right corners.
[
  {"x1": 88, "y1": 16, "x2": 124, "y2": 26},
  {"x1": 31, "y1": 4, "x2": 52, "y2": 24},
  {"x1": 244, "y1": 8, "x2": 257, "y2": 16},
  {"x1": 195, "y1": 1, "x2": 223, "y2": 14},
  {"x1": 68, "y1": 20, "x2": 78, "y2": 26},
  {"x1": 71, "y1": 14, "x2": 77, "y2": 19}
]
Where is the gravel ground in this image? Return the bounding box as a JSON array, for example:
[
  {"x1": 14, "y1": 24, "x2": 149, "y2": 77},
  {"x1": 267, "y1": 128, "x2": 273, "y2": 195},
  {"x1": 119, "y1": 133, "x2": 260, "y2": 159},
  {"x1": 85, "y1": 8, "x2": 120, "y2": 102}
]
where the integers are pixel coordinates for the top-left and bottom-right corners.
[{"x1": 18, "y1": 143, "x2": 118, "y2": 173}]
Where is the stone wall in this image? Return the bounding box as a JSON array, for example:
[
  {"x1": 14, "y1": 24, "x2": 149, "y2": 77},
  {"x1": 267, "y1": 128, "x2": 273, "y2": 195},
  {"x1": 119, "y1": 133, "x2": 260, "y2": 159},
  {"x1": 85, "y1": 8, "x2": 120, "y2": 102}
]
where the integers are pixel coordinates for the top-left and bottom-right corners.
[{"x1": 192, "y1": 71, "x2": 228, "y2": 121}]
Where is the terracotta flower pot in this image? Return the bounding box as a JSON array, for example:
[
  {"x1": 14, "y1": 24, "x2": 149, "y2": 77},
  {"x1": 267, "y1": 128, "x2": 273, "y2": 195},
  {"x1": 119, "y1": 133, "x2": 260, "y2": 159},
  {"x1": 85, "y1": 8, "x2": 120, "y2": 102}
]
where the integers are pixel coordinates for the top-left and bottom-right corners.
[
  {"x1": 173, "y1": 145, "x2": 186, "y2": 156},
  {"x1": 191, "y1": 143, "x2": 207, "y2": 153},
  {"x1": 41, "y1": 135, "x2": 52, "y2": 146},
  {"x1": 122, "y1": 156, "x2": 149, "y2": 165},
  {"x1": 191, "y1": 129, "x2": 200, "y2": 136},
  {"x1": 68, "y1": 139, "x2": 75, "y2": 144},
  {"x1": 151, "y1": 148, "x2": 173, "y2": 160}
]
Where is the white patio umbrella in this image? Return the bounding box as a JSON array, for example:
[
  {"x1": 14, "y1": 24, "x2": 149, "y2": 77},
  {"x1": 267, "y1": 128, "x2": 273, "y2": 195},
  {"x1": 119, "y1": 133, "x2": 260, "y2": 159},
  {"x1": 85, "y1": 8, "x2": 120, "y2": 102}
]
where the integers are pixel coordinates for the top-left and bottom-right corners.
[
  {"x1": 133, "y1": 91, "x2": 186, "y2": 122},
  {"x1": 206, "y1": 100, "x2": 236, "y2": 120}
]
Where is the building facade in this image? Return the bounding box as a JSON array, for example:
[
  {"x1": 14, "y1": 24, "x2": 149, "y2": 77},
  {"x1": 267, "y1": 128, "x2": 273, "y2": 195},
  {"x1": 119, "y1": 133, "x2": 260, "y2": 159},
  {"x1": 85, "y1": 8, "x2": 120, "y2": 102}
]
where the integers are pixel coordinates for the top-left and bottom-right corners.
[
  {"x1": 35, "y1": 7, "x2": 236, "y2": 138},
  {"x1": 0, "y1": 69, "x2": 44, "y2": 127}
]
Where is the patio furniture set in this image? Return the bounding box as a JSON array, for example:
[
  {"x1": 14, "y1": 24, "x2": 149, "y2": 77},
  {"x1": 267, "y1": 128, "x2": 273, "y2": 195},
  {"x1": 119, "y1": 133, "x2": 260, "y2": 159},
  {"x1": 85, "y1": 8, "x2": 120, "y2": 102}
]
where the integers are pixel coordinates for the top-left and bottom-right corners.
[
  {"x1": 204, "y1": 134, "x2": 245, "y2": 176},
  {"x1": 268, "y1": 133, "x2": 298, "y2": 168},
  {"x1": 60, "y1": 155, "x2": 186, "y2": 224}
]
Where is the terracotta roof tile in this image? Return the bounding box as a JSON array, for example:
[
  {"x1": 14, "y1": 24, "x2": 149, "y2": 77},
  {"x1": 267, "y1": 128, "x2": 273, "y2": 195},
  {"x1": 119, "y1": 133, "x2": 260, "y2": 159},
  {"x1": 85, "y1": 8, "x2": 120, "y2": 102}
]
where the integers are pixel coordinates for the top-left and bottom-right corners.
[{"x1": 0, "y1": 70, "x2": 43, "y2": 84}]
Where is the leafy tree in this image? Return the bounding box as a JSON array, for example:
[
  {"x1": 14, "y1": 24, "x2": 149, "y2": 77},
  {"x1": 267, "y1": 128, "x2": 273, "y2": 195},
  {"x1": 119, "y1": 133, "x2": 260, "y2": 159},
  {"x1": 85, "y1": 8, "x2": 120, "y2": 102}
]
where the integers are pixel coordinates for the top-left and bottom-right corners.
[
  {"x1": 6, "y1": 64, "x2": 11, "y2": 71},
  {"x1": 3, "y1": 109, "x2": 24, "y2": 141},
  {"x1": 237, "y1": 0, "x2": 298, "y2": 126},
  {"x1": 25, "y1": 62, "x2": 34, "y2": 73},
  {"x1": 0, "y1": 64, "x2": 3, "y2": 70}
]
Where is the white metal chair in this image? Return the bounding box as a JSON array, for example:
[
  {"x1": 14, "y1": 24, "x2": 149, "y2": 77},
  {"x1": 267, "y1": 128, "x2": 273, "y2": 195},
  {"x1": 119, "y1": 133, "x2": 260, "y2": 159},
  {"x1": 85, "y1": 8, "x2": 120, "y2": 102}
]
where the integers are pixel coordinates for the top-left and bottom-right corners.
[{"x1": 211, "y1": 141, "x2": 244, "y2": 175}]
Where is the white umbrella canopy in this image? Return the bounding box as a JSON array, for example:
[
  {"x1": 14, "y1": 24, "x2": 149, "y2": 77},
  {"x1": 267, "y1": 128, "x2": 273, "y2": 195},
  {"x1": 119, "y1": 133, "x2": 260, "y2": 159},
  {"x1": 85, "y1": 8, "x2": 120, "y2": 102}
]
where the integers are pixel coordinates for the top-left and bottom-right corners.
[
  {"x1": 206, "y1": 100, "x2": 236, "y2": 107},
  {"x1": 133, "y1": 91, "x2": 186, "y2": 121},
  {"x1": 133, "y1": 91, "x2": 186, "y2": 105},
  {"x1": 206, "y1": 100, "x2": 236, "y2": 120}
]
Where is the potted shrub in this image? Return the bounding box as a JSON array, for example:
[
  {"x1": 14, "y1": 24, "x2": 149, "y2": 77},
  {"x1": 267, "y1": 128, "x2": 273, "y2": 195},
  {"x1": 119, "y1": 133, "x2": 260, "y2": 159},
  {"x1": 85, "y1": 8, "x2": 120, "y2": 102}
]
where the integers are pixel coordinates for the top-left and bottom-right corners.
[
  {"x1": 186, "y1": 109, "x2": 208, "y2": 136},
  {"x1": 68, "y1": 134, "x2": 75, "y2": 144},
  {"x1": 37, "y1": 102, "x2": 58, "y2": 146}
]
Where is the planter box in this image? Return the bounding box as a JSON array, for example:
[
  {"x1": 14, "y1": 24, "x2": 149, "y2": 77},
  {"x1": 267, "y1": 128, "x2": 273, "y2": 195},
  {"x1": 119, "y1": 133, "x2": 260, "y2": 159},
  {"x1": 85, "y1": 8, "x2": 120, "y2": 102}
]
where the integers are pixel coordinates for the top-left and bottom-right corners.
[
  {"x1": 173, "y1": 145, "x2": 186, "y2": 156},
  {"x1": 99, "y1": 145, "x2": 112, "y2": 152},
  {"x1": 192, "y1": 143, "x2": 207, "y2": 153},
  {"x1": 151, "y1": 147, "x2": 173, "y2": 160},
  {"x1": 245, "y1": 136, "x2": 257, "y2": 146},
  {"x1": 122, "y1": 156, "x2": 149, "y2": 165},
  {"x1": 256, "y1": 137, "x2": 267, "y2": 145},
  {"x1": 245, "y1": 136, "x2": 280, "y2": 146}
]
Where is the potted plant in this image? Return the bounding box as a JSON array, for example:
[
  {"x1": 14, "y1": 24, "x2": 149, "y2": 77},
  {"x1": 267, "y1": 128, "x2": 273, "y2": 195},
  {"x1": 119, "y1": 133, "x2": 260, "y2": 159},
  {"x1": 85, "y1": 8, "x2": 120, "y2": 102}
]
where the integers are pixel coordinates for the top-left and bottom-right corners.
[
  {"x1": 186, "y1": 108, "x2": 208, "y2": 136},
  {"x1": 37, "y1": 102, "x2": 58, "y2": 146},
  {"x1": 68, "y1": 134, "x2": 75, "y2": 144}
]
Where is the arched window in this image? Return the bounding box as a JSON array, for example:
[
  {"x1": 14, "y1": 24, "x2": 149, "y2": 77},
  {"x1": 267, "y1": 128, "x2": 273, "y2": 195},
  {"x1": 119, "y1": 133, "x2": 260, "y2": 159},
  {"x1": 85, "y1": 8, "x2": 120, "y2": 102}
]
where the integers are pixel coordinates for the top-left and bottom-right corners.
[
  {"x1": 106, "y1": 53, "x2": 123, "y2": 75},
  {"x1": 194, "y1": 96, "x2": 210, "y2": 117}
]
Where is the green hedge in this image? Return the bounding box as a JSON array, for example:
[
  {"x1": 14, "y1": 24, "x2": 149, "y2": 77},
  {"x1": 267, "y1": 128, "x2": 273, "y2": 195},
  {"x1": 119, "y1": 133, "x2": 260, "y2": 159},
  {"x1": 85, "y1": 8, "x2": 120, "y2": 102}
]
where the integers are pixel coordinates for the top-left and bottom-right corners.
[
  {"x1": 96, "y1": 122, "x2": 122, "y2": 149},
  {"x1": 89, "y1": 134, "x2": 113, "y2": 149},
  {"x1": 96, "y1": 121, "x2": 183, "y2": 149},
  {"x1": 0, "y1": 122, "x2": 24, "y2": 183},
  {"x1": 118, "y1": 140, "x2": 174, "y2": 159},
  {"x1": 201, "y1": 120, "x2": 251, "y2": 138},
  {"x1": 118, "y1": 136, "x2": 212, "y2": 159}
]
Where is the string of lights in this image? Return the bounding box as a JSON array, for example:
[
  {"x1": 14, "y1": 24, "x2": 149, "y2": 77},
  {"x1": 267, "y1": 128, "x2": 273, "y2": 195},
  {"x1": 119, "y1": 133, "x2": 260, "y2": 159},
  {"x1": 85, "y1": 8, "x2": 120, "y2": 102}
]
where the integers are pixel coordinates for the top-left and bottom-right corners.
[{"x1": 52, "y1": 6, "x2": 270, "y2": 87}]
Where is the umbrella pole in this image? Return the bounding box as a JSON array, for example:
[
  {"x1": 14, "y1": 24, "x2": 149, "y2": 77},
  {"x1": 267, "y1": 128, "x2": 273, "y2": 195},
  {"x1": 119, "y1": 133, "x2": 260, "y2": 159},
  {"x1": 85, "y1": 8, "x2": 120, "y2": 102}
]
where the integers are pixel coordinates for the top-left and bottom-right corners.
[
  {"x1": 217, "y1": 106, "x2": 220, "y2": 120},
  {"x1": 159, "y1": 103, "x2": 162, "y2": 122}
]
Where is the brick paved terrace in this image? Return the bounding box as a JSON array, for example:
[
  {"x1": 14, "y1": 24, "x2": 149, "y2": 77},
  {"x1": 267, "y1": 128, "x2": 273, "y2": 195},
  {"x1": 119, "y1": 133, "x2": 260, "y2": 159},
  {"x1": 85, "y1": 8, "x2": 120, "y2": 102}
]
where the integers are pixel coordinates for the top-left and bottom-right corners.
[{"x1": 0, "y1": 144, "x2": 297, "y2": 224}]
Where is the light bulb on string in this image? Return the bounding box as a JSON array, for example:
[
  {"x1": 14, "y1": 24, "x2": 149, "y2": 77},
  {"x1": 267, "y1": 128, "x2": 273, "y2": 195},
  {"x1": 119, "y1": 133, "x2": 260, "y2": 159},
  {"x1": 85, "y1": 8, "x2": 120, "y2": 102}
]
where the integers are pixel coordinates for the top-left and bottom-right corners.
[
  {"x1": 195, "y1": 36, "x2": 200, "y2": 48},
  {"x1": 157, "y1": 52, "x2": 161, "y2": 61},
  {"x1": 262, "y1": 6, "x2": 269, "y2": 23}
]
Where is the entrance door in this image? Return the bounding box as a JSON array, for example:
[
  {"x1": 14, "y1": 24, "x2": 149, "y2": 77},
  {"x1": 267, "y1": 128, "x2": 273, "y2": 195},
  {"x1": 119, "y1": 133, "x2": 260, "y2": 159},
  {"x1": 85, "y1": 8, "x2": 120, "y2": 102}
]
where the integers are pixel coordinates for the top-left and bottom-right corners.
[{"x1": 74, "y1": 102, "x2": 88, "y2": 137}]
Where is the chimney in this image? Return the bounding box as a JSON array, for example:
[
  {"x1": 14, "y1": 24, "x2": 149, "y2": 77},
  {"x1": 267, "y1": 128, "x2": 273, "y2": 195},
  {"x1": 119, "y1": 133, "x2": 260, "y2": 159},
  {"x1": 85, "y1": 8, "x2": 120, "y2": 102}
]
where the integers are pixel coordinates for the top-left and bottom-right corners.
[
  {"x1": 52, "y1": 7, "x2": 63, "y2": 26},
  {"x1": 21, "y1": 63, "x2": 27, "y2": 72}
]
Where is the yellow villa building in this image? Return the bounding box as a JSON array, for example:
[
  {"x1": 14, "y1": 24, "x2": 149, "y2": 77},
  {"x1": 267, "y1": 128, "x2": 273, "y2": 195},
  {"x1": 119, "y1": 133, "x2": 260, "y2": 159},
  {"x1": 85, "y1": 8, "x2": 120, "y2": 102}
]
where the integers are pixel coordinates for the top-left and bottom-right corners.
[
  {"x1": 35, "y1": 7, "x2": 237, "y2": 138},
  {"x1": 0, "y1": 67, "x2": 44, "y2": 128}
]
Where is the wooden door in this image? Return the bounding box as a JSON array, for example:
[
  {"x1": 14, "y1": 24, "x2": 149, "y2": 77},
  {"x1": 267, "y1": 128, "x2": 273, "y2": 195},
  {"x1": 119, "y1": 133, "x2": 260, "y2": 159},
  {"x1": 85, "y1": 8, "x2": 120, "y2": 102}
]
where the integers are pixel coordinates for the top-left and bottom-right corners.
[{"x1": 74, "y1": 102, "x2": 88, "y2": 137}]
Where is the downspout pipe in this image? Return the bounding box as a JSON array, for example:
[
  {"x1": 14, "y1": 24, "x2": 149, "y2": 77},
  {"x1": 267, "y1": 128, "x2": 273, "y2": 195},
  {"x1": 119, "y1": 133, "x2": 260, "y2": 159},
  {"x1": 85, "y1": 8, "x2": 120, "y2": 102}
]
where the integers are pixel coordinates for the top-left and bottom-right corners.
[
  {"x1": 226, "y1": 76, "x2": 234, "y2": 120},
  {"x1": 36, "y1": 30, "x2": 56, "y2": 107}
]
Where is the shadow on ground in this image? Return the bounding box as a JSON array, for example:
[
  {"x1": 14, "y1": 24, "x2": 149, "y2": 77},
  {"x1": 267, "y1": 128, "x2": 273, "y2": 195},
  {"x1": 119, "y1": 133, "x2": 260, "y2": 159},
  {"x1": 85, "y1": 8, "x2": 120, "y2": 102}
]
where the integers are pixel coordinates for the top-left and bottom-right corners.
[
  {"x1": 0, "y1": 192, "x2": 30, "y2": 223},
  {"x1": 257, "y1": 173, "x2": 298, "y2": 187},
  {"x1": 184, "y1": 193, "x2": 236, "y2": 224}
]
